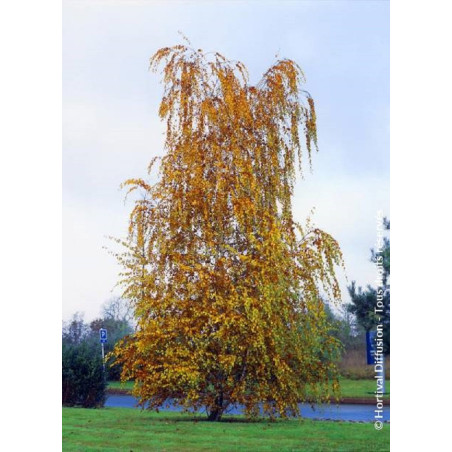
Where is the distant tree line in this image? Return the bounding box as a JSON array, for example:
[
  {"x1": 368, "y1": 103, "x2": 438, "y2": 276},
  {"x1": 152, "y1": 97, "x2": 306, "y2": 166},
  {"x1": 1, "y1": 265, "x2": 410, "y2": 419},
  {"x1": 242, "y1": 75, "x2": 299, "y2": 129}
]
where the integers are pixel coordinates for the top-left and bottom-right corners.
[
  {"x1": 62, "y1": 297, "x2": 134, "y2": 407},
  {"x1": 324, "y1": 217, "x2": 390, "y2": 379},
  {"x1": 347, "y1": 217, "x2": 390, "y2": 355}
]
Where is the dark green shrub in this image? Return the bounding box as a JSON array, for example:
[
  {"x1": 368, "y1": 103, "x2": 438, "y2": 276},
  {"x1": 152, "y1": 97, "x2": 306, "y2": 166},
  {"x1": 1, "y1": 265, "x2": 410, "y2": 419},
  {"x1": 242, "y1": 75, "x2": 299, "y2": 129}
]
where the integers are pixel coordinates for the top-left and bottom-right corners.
[{"x1": 62, "y1": 342, "x2": 106, "y2": 407}]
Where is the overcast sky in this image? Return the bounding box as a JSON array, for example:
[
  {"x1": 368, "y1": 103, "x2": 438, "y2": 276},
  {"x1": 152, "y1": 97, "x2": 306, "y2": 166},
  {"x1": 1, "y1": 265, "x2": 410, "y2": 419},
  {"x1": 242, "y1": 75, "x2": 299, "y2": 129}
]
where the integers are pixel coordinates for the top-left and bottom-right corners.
[{"x1": 63, "y1": 0, "x2": 389, "y2": 321}]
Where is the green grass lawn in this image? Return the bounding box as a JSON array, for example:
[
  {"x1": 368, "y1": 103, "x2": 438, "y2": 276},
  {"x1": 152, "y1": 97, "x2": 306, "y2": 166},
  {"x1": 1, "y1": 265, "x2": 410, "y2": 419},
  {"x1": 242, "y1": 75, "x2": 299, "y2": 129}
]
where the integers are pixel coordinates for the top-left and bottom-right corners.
[
  {"x1": 107, "y1": 378, "x2": 390, "y2": 400},
  {"x1": 338, "y1": 378, "x2": 390, "y2": 399},
  {"x1": 108, "y1": 380, "x2": 135, "y2": 392},
  {"x1": 63, "y1": 407, "x2": 389, "y2": 451}
]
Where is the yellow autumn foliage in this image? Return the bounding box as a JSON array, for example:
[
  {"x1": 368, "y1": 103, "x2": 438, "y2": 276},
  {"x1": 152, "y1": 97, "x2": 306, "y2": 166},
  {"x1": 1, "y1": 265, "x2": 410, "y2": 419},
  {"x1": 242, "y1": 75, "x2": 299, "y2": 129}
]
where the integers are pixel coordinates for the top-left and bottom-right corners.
[{"x1": 112, "y1": 44, "x2": 344, "y2": 421}]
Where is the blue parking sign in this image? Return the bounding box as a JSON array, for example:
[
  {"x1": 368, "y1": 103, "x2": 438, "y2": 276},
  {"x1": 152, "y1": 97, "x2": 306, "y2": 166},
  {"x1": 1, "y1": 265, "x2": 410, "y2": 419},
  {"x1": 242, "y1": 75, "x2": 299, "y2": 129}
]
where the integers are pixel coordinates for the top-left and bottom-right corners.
[
  {"x1": 99, "y1": 328, "x2": 107, "y2": 343},
  {"x1": 366, "y1": 330, "x2": 376, "y2": 365}
]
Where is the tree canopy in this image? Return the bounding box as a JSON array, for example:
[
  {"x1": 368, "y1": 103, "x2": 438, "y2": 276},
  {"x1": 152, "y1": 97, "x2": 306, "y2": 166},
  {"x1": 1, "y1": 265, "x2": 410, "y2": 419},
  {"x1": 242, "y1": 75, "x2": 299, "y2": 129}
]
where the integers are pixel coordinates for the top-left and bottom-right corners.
[{"x1": 112, "y1": 44, "x2": 344, "y2": 420}]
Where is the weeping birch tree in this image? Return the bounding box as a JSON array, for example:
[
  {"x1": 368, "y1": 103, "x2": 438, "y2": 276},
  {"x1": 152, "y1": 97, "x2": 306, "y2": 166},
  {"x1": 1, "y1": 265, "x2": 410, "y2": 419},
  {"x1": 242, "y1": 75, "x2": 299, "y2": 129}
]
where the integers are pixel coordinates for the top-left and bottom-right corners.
[{"x1": 112, "y1": 43, "x2": 344, "y2": 421}]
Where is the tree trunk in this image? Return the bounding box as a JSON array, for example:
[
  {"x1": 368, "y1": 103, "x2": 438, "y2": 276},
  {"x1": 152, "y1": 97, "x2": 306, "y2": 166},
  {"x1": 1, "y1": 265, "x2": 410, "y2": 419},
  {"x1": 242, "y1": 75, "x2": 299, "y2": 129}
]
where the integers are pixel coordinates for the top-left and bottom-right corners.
[
  {"x1": 207, "y1": 407, "x2": 223, "y2": 422},
  {"x1": 207, "y1": 393, "x2": 224, "y2": 421}
]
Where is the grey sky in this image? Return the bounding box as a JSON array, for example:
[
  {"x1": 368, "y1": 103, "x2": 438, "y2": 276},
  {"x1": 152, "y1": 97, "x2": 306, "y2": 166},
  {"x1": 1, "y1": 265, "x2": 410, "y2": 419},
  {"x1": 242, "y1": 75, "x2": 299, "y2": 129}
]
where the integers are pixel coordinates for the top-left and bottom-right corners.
[{"x1": 63, "y1": 0, "x2": 389, "y2": 321}]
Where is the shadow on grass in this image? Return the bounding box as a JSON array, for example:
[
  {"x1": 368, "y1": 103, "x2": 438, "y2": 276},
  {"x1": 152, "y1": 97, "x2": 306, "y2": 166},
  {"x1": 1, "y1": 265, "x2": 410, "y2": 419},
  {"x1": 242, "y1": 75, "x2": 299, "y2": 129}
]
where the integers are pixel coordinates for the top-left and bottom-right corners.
[
  {"x1": 154, "y1": 417, "x2": 286, "y2": 424},
  {"x1": 147, "y1": 412, "x2": 297, "y2": 424}
]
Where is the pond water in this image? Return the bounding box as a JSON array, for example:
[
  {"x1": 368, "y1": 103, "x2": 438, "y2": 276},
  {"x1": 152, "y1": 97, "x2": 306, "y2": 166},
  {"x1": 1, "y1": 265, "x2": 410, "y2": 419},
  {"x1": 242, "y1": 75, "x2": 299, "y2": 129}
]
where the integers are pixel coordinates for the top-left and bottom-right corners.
[{"x1": 105, "y1": 395, "x2": 390, "y2": 422}]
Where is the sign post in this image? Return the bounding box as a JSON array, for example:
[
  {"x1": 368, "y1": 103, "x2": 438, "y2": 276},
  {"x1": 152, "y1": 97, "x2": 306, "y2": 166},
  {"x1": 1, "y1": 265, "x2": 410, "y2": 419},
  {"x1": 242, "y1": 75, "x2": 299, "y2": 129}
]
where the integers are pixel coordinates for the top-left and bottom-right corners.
[{"x1": 99, "y1": 328, "x2": 107, "y2": 380}]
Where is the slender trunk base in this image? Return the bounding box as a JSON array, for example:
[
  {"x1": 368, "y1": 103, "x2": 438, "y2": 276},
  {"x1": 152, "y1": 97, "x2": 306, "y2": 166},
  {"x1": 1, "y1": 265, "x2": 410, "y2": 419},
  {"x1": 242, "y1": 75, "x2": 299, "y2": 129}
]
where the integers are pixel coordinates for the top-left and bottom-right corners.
[
  {"x1": 207, "y1": 408, "x2": 223, "y2": 422},
  {"x1": 207, "y1": 393, "x2": 225, "y2": 421}
]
